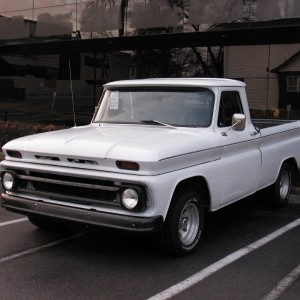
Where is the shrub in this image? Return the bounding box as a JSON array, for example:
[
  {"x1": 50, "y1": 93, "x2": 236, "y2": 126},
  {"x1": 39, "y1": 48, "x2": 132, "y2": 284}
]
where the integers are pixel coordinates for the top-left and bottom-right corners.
[{"x1": 0, "y1": 121, "x2": 68, "y2": 149}]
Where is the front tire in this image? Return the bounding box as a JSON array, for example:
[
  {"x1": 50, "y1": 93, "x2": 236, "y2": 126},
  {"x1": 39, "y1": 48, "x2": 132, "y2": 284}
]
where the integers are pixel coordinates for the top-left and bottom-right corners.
[{"x1": 161, "y1": 190, "x2": 204, "y2": 256}]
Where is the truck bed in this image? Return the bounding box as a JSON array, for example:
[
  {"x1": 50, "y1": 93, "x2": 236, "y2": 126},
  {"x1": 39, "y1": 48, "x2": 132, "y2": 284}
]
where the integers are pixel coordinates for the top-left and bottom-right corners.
[{"x1": 252, "y1": 119, "x2": 296, "y2": 129}]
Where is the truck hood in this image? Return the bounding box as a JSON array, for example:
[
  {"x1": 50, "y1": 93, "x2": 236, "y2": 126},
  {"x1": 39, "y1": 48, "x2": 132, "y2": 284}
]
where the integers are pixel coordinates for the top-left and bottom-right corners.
[{"x1": 3, "y1": 124, "x2": 222, "y2": 174}]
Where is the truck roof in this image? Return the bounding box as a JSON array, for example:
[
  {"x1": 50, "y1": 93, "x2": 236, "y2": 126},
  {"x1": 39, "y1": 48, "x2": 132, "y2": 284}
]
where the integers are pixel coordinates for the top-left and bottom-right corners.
[{"x1": 104, "y1": 78, "x2": 246, "y2": 88}]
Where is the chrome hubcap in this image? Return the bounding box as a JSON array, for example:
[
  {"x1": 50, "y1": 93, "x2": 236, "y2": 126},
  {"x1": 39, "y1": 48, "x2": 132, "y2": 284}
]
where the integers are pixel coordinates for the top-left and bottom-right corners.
[{"x1": 179, "y1": 201, "x2": 200, "y2": 246}]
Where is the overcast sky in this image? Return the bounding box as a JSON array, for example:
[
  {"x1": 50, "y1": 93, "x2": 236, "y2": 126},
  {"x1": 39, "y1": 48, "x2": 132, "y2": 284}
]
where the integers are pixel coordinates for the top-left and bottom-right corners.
[
  {"x1": 1, "y1": 0, "x2": 300, "y2": 27},
  {"x1": 0, "y1": 0, "x2": 75, "y2": 13}
]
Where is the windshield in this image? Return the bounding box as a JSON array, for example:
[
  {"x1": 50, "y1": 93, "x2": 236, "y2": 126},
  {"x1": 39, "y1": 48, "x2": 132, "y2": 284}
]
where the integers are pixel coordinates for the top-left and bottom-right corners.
[{"x1": 93, "y1": 88, "x2": 215, "y2": 127}]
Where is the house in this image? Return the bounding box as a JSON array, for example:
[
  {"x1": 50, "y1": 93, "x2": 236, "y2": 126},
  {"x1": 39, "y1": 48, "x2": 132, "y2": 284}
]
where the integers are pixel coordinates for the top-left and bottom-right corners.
[
  {"x1": 224, "y1": 43, "x2": 300, "y2": 111},
  {"x1": 215, "y1": 17, "x2": 300, "y2": 112},
  {"x1": 271, "y1": 50, "x2": 300, "y2": 109},
  {"x1": 0, "y1": 51, "x2": 131, "y2": 99}
]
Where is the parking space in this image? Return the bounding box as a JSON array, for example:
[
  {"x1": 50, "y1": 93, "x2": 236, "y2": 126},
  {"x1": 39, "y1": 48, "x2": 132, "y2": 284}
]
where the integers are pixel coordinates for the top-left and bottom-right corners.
[{"x1": 0, "y1": 191, "x2": 299, "y2": 300}]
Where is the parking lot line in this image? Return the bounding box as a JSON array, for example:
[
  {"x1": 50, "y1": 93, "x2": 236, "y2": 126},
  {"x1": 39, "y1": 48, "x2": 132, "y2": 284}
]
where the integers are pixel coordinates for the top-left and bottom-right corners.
[
  {"x1": 262, "y1": 263, "x2": 300, "y2": 300},
  {"x1": 147, "y1": 218, "x2": 300, "y2": 300},
  {"x1": 0, "y1": 217, "x2": 28, "y2": 228},
  {"x1": 0, "y1": 232, "x2": 85, "y2": 264}
]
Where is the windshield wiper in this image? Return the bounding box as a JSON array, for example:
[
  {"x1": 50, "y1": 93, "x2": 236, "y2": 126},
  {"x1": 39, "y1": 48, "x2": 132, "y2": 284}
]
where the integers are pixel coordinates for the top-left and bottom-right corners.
[{"x1": 141, "y1": 120, "x2": 177, "y2": 129}]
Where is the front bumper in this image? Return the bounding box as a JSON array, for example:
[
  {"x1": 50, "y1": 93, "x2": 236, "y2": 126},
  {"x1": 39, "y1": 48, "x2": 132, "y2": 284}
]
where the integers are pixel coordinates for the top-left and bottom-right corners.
[{"x1": 1, "y1": 193, "x2": 163, "y2": 232}]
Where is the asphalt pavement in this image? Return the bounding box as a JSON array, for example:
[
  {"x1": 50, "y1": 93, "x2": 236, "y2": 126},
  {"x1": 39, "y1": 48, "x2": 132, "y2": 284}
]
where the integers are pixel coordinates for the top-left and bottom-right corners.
[{"x1": 0, "y1": 151, "x2": 299, "y2": 299}]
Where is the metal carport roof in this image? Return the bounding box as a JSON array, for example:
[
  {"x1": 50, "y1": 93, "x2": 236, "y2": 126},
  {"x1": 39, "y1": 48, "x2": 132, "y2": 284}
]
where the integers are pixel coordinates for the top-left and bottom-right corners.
[{"x1": 0, "y1": 19, "x2": 300, "y2": 56}]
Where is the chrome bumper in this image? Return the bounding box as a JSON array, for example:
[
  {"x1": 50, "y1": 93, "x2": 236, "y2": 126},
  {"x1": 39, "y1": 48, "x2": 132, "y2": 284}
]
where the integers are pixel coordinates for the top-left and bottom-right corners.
[{"x1": 1, "y1": 193, "x2": 163, "y2": 232}]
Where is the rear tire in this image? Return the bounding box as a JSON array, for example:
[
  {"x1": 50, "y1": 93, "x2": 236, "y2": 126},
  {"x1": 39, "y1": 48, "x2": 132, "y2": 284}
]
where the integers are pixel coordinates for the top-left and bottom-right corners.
[
  {"x1": 266, "y1": 162, "x2": 292, "y2": 207},
  {"x1": 160, "y1": 190, "x2": 204, "y2": 256}
]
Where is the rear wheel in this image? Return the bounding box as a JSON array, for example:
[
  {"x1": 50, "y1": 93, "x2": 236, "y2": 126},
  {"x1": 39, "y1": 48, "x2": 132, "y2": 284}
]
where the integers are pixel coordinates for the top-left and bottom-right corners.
[
  {"x1": 161, "y1": 190, "x2": 204, "y2": 256},
  {"x1": 267, "y1": 163, "x2": 292, "y2": 207}
]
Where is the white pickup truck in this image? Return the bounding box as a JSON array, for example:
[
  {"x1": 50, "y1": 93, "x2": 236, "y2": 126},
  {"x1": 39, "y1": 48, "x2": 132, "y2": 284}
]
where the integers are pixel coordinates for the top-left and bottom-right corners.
[{"x1": 1, "y1": 78, "x2": 300, "y2": 256}]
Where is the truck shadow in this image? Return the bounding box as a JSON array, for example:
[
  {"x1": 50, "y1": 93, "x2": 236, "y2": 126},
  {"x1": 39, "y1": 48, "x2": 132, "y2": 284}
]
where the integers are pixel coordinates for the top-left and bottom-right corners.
[{"x1": 52, "y1": 194, "x2": 299, "y2": 261}]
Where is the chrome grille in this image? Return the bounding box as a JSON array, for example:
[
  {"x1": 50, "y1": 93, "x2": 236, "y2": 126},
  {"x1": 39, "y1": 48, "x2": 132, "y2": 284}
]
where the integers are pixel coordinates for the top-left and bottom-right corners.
[{"x1": 15, "y1": 171, "x2": 121, "y2": 207}]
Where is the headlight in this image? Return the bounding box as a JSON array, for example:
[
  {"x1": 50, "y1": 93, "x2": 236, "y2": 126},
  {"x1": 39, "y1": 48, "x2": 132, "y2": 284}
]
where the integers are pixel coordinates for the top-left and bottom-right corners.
[
  {"x1": 1, "y1": 172, "x2": 17, "y2": 191},
  {"x1": 121, "y1": 188, "x2": 139, "y2": 210}
]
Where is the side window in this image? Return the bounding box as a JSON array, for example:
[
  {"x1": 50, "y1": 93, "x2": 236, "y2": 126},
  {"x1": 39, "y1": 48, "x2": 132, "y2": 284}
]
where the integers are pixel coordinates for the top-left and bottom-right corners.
[{"x1": 218, "y1": 91, "x2": 244, "y2": 127}]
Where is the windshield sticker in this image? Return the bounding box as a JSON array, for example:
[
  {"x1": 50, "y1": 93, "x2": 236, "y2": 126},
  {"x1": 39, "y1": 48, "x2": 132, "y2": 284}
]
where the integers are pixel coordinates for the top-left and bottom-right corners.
[{"x1": 109, "y1": 91, "x2": 119, "y2": 110}]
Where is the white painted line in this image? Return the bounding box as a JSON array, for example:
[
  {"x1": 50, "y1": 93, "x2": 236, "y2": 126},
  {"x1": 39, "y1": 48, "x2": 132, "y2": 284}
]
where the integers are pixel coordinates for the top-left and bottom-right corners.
[
  {"x1": 0, "y1": 217, "x2": 28, "y2": 228},
  {"x1": 0, "y1": 232, "x2": 85, "y2": 264},
  {"x1": 147, "y1": 218, "x2": 300, "y2": 300},
  {"x1": 262, "y1": 263, "x2": 300, "y2": 300}
]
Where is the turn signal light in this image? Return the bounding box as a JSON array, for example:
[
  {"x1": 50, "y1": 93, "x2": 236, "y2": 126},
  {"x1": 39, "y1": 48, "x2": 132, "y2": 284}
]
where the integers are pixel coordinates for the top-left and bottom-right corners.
[
  {"x1": 116, "y1": 161, "x2": 139, "y2": 171},
  {"x1": 6, "y1": 150, "x2": 22, "y2": 159}
]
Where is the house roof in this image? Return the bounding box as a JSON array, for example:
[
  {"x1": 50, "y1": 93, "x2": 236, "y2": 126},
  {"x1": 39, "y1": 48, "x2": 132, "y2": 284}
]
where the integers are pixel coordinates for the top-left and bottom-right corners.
[
  {"x1": 271, "y1": 50, "x2": 300, "y2": 73},
  {"x1": 212, "y1": 17, "x2": 300, "y2": 30}
]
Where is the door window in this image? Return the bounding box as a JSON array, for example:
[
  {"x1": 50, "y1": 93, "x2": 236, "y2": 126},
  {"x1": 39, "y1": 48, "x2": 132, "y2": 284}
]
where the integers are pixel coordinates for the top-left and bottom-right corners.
[{"x1": 218, "y1": 91, "x2": 243, "y2": 127}]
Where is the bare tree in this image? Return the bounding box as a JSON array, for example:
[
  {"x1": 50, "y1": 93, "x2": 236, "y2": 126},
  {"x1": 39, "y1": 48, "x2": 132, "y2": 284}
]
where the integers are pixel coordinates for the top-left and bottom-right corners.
[
  {"x1": 168, "y1": 0, "x2": 258, "y2": 77},
  {"x1": 243, "y1": 0, "x2": 257, "y2": 20},
  {"x1": 167, "y1": 0, "x2": 224, "y2": 77},
  {"x1": 82, "y1": 0, "x2": 257, "y2": 78},
  {"x1": 84, "y1": 0, "x2": 127, "y2": 37}
]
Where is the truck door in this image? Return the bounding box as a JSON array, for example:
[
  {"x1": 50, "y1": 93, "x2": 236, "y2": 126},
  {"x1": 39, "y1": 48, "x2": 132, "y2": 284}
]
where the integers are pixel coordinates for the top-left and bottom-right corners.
[{"x1": 215, "y1": 89, "x2": 261, "y2": 207}]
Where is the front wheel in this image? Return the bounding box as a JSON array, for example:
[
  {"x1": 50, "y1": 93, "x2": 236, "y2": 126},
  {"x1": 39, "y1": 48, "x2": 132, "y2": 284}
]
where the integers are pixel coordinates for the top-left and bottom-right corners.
[{"x1": 160, "y1": 190, "x2": 204, "y2": 256}]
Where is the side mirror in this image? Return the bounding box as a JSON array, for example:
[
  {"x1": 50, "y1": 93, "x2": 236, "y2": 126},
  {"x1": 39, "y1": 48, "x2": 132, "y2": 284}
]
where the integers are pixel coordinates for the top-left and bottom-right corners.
[
  {"x1": 232, "y1": 113, "x2": 246, "y2": 131},
  {"x1": 221, "y1": 113, "x2": 246, "y2": 136}
]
